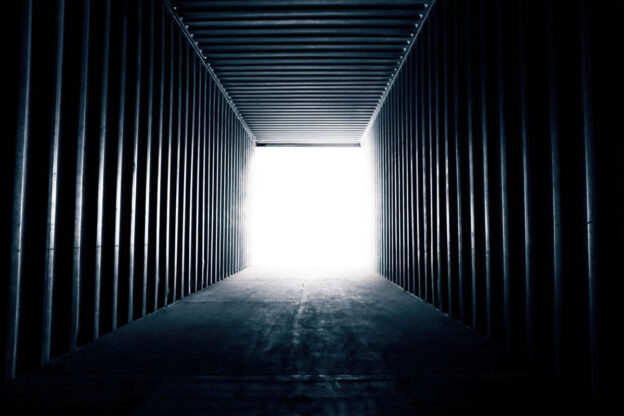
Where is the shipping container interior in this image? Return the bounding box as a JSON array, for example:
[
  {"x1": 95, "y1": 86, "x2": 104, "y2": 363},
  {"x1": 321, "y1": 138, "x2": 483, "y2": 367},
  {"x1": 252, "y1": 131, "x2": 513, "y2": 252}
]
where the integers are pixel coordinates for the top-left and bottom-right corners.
[{"x1": 1, "y1": 0, "x2": 622, "y2": 414}]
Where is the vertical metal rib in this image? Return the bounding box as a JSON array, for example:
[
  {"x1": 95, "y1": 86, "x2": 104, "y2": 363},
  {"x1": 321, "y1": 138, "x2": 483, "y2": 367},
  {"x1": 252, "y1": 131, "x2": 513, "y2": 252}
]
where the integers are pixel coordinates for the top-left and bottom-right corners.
[
  {"x1": 94, "y1": 0, "x2": 111, "y2": 340},
  {"x1": 232, "y1": 127, "x2": 237, "y2": 274},
  {"x1": 129, "y1": 0, "x2": 143, "y2": 323},
  {"x1": 381, "y1": 109, "x2": 385, "y2": 278},
  {"x1": 480, "y1": 1, "x2": 491, "y2": 338},
  {"x1": 238, "y1": 128, "x2": 242, "y2": 271},
  {"x1": 142, "y1": 0, "x2": 155, "y2": 317},
  {"x1": 408, "y1": 54, "x2": 416, "y2": 294},
  {"x1": 382, "y1": 107, "x2": 386, "y2": 278},
  {"x1": 217, "y1": 95, "x2": 224, "y2": 281},
  {"x1": 546, "y1": 1, "x2": 562, "y2": 375},
  {"x1": 230, "y1": 109, "x2": 234, "y2": 270},
  {"x1": 382, "y1": 108, "x2": 386, "y2": 278},
  {"x1": 201, "y1": 72, "x2": 208, "y2": 289},
  {"x1": 240, "y1": 128, "x2": 243, "y2": 270},
  {"x1": 453, "y1": 0, "x2": 464, "y2": 322},
  {"x1": 165, "y1": 10, "x2": 174, "y2": 306},
  {"x1": 380, "y1": 123, "x2": 383, "y2": 276},
  {"x1": 517, "y1": 0, "x2": 532, "y2": 361},
  {"x1": 384, "y1": 107, "x2": 387, "y2": 279},
  {"x1": 395, "y1": 90, "x2": 399, "y2": 286},
  {"x1": 187, "y1": 55, "x2": 196, "y2": 294},
  {"x1": 195, "y1": 59, "x2": 202, "y2": 292},
  {"x1": 579, "y1": 0, "x2": 598, "y2": 392},
  {"x1": 71, "y1": 0, "x2": 91, "y2": 350},
  {"x1": 198, "y1": 66, "x2": 204, "y2": 289},
  {"x1": 378, "y1": 110, "x2": 382, "y2": 276},
  {"x1": 229, "y1": 114, "x2": 233, "y2": 277},
  {"x1": 113, "y1": 0, "x2": 128, "y2": 330},
  {"x1": 181, "y1": 42, "x2": 190, "y2": 297},
  {"x1": 225, "y1": 114, "x2": 231, "y2": 278},
  {"x1": 421, "y1": 32, "x2": 429, "y2": 301},
  {"x1": 220, "y1": 96, "x2": 225, "y2": 281},
  {"x1": 434, "y1": 9, "x2": 442, "y2": 309},
  {"x1": 221, "y1": 94, "x2": 225, "y2": 279},
  {"x1": 213, "y1": 88, "x2": 219, "y2": 282},
  {"x1": 42, "y1": 0, "x2": 65, "y2": 364},
  {"x1": 208, "y1": 79, "x2": 215, "y2": 285},
  {"x1": 402, "y1": 75, "x2": 407, "y2": 290},
  {"x1": 241, "y1": 134, "x2": 245, "y2": 269},
  {"x1": 496, "y1": 0, "x2": 511, "y2": 349},
  {"x1": 428, "y1": 23, "x2": 436, "y2": 305},
  {"x1": 231, "y1": 116, "x2": 236, "y2": 276},
  {"x1": 391, "y1": 88, "x2": 397, "y2": 285},
  {"x1": 227, "y1": 105, "x2": 232, "y2": 277},
  {"x1": 465, "y1": 4, "x2": 477, "y2": 328},
  {"x1": 155, "y1": 2, "x2": 166, "y2": 310},
  {"x1": 236, "y1": 128, "x2": 240, "y2": 272},
  {"x1": 6, "y1": 0, "x2": 32, "y2": 381},
  {"x1": 222, "y1": 111, "x2": 227, "y2": 279},
  {"x1": 414, "y1": 41, "x2": 421, "y2": 299},
  {"x1": 517, "y1": 0, "x2": 533, "y2": 361},
  {"x1": 173, "y1": 30, "x2": 182, "y2": 301},
  {"x1": 400, "y1": 85, "x2": 406, "y2": 289},
  {"x1": 443, "y1": 0, "x2": 452, "y2": 317},
  {"x1": 390, "y1": 90, "x2": 396, "y2": 284},
  {"x1": 208, "y1": 80, "x2": 215, "y2": 285},
  {"x1": 236, "y1": 123, "x2": 240, "y2": 273},
  {"x1": 394, "y1": 90, "x2": 397, "y2": 285}
]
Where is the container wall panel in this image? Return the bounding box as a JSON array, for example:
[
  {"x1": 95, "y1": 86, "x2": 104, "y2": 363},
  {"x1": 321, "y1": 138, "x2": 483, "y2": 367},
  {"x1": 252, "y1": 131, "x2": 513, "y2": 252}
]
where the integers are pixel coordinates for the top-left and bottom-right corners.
[
  {"x1": 363, "y1": 0, "x2": 624, "y2": 401},
  {"x1": 2, "y1": 0, "x2": 254, "y2": 381}
]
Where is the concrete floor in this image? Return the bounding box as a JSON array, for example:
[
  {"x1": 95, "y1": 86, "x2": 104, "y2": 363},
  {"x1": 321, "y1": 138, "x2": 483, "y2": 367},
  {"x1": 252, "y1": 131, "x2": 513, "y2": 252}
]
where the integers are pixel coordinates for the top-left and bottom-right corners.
[{"x1": 3, "y1": 266, "x2": 579, "y2": 414}]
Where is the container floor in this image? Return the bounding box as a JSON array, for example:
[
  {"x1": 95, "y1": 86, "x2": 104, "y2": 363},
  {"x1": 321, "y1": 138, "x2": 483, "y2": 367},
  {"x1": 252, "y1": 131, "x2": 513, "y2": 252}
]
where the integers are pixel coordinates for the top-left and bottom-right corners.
[{"x1": 3, "y1": 266, "x2": 588, "y2": 414}]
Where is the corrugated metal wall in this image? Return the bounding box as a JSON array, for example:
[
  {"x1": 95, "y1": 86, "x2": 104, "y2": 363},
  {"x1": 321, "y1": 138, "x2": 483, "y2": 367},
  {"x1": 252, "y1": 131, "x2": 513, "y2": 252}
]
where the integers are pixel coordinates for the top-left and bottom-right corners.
[
  {"x1": 364, "y1": 0, "x2": 623, "y2": 400},
  {"x1": 1, "y1": 0, "x2": 254, "y2": 380}
]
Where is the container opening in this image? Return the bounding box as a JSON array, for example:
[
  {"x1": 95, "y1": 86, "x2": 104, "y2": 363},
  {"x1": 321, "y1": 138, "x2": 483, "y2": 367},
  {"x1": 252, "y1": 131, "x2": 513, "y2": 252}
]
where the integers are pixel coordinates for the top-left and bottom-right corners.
[{"x1": 250, "y1": 146, "x2": 371, "y2": 267}]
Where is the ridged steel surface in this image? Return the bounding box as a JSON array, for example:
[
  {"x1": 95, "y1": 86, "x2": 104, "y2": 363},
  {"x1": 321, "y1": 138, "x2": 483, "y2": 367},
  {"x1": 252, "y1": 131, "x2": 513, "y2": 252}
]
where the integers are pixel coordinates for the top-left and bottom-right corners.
[
  {"x1": 2, "y1": 0, "x2": 253, "y2": 381},
  {"x1": 176, "y1": 0, "x2": 430, "y2": 144}
]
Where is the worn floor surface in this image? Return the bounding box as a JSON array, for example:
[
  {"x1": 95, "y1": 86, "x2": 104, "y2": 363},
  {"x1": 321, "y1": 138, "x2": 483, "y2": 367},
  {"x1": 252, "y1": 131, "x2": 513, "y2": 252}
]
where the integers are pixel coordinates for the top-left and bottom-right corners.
[{"x1": 3, "y1": 266, "x2": 584, "y2": 414}]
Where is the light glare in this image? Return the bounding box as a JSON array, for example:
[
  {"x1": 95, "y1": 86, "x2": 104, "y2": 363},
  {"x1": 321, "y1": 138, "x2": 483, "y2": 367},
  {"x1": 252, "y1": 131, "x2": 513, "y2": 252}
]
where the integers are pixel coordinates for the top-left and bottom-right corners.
[{"x1": 250, "y1": 146, "x2": 371, "y2": 267}]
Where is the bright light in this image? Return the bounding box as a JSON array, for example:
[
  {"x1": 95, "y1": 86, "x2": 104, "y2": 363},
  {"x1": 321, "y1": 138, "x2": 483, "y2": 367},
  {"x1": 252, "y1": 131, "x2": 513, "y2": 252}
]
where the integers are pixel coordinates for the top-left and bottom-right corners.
[{"x1": 250, "y1": 146, "x2": 371, "y2": 267}]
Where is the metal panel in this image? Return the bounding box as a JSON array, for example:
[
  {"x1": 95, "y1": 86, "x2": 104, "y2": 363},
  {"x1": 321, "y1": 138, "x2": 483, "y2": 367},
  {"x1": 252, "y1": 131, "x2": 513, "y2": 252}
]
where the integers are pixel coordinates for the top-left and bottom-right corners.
[
  {"x1": 578, "y1": 0, "x2": 597, "y2": 392},
  {"x1": 546, "y1": 1, "x2": 562, "y2": 376},
  {"x1": 6, "y1": 0, "x2": 32, "y2": 381},
  {"x1": 71, "y1": 0, "x2": 91, "y2": 350},
  {"x1": 434, "y1": 8, "x2": 442, "y2": 309},
  {"x1": 128, "y1": 0, "x2": 143, "y2": 323},
  {"x1": 5, "y1": 0, "x2": 617, "y2": 401},
  {"x1": 142, "y1": 0, "x2": 155, "y2": 317},
  {"x1": 453, "y1": 1, "x2": 464, "y2": 323},
  {"x1": 479, "y1": 0, "x2": 491, "y2": 338},
  {"x1": 173, "y1": 30, "x2": 183, "y2": 302},
  {"x1": 187, "y1": 54, "x2": 196, "y2": 294},
  {"x1": 4, "y1": 0, "x2": 254, "y2": 381},
  {"x1": 495, "y1": 1, "x2": 510, "y2": 349},
  {"x1": 464, "y1": 6, "x2": 476, "y2": 328},
  {"x1": 177, "y1": 0, "x2": 429, "y2": 144},
  {"x1": 364, "y1": 0, "x2": 618, "y2": 400},
  {"x1": 94, "y1": 0, "x2": 111, "y2": 339},
  {"x1": 181, "y1": 41, "x2": 190, "y2": 297},
  {"x1": 155, "y1": 3, "x2": 166, "y2": 310},
  {"x1": 42, "y1": 0, "x2": 65, "y2": 364},
  {"x1": 516, "y1": 0, "x2": 532, "y2": 361},
  {"x1": 164, "y1": 10, "x2": 174, "y2": 306},
  {"x1": 442, "y1": 0, "x2": 451, "y2": 316},
  {"x1": 113, "y1": 0, "x2": 129, "y2": 330}
]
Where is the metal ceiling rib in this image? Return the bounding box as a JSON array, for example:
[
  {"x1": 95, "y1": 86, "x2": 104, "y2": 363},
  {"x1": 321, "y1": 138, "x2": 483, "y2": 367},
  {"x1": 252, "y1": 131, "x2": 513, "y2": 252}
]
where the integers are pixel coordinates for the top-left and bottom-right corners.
[{"x1": 175, "y1": 0, "x2": 431, "y2": 144}]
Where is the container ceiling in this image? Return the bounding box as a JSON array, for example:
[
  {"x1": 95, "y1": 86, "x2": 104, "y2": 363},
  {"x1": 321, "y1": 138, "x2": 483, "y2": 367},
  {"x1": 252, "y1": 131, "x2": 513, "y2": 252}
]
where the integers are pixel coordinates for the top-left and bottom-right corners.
[{"x1": 175, "y1": 0, "x2": 431, "y2": 145}]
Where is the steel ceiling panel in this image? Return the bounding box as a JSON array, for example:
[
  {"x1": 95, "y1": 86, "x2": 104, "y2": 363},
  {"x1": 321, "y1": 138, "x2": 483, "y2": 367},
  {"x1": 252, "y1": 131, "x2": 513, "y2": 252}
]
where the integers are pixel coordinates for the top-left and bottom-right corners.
[{"x1": 175, "y1": 0, "x2": 431, "y2": 144}]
